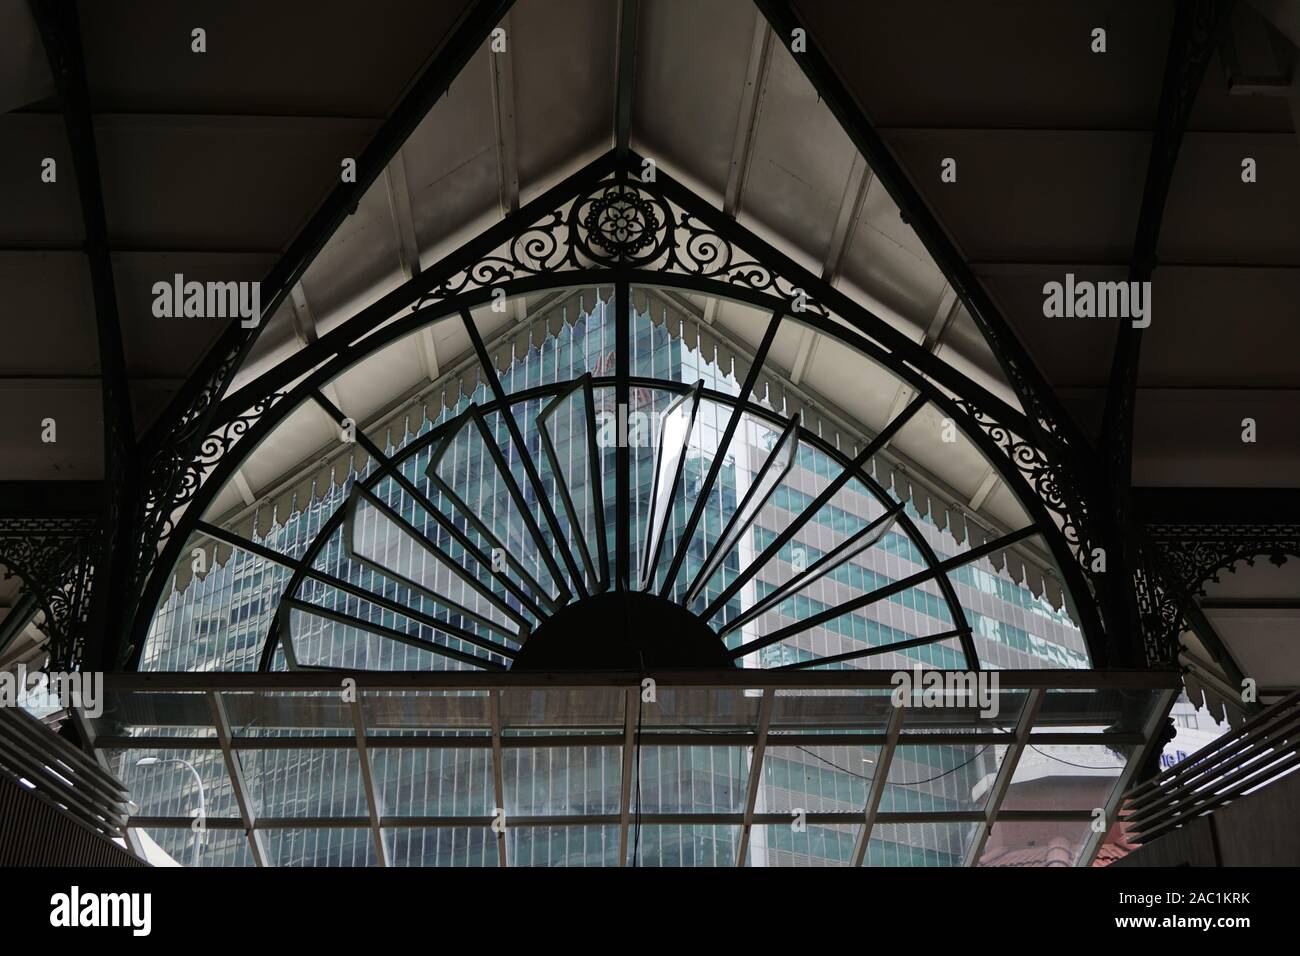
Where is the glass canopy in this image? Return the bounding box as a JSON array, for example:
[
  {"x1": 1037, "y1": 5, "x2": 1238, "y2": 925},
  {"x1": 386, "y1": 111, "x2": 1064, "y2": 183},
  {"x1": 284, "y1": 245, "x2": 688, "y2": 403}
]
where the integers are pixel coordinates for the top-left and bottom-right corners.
[
  {"x1": 84, "y1": 670, "x2": 1175, "y2": 867},
  {"x1": 120, "y1": 278, "x2": 1139, "y2": 867}
]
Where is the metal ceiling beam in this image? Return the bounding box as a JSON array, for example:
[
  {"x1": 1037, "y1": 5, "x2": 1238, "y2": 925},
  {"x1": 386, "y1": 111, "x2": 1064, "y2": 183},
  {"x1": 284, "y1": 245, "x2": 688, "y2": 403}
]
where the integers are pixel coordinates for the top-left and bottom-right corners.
[
  {"x1": 613, "y1": 0, "x2": 639, "y2": 158},
  {"x1": 288, "y1": 283, "x2": 319, "y2": 346},
  {"x1": 1100, "y1": 0, "x2": 1237, "y2": 662},
  {"x1": 1200, "y1": 597, "x2": 1300, "y2": 610},
  {"x1": 822, "y1": 153, "x2": 873, "y2": 286},
  {"x1": 129, "y1": 809, "x2": 1104, "y2": 831},
  {"x1": 752, "y1": 0, "x2": 1093, "y2": 465},
  {"x1": 14, "y1": 108, "x2": 386, "y2": 124},
  {"x1": 0, "y1": 481, "x2": 102, "y2": 518},
  {"x1": 384, "y1": 147, "x2": 423, "y2": 280},
  {"x1": 723, "y1": 12, "x2": 775, "y2": 217},
  {"x1": 489, "y1": 11, "x2": 520, "y2": 214},
  {"x1": 970, "y1": 258, "x2": 1300, "y2": 274},
  {"x1": 139, "y1": 0, "x2": 516, "y2": 465},
  {"x1": 1137, "y1": 486, "x2": 1300, "y2": 525},
  {"x1": 880, "y1": 282, "x2": 962, "y2": 468},
  {"x1": 29, "y1": 0, "x2": 135, "y2": 671},
  {"x1": 97, "y1": 730, "x2": 1145, "y2": 752},
  {"x1": 0, "y1": 240, "x2": 283, "y2": 255},
  {"x1": 783, "y1": 152, "x2": 874, "y2": 397}
]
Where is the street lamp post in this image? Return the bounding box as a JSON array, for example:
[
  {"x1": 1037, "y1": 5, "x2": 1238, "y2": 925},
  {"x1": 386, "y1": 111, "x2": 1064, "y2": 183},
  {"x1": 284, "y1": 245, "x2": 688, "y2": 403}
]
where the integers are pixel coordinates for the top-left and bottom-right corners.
[{"x1": 135, "y1": 756, "x2": 206, "y2": 867}]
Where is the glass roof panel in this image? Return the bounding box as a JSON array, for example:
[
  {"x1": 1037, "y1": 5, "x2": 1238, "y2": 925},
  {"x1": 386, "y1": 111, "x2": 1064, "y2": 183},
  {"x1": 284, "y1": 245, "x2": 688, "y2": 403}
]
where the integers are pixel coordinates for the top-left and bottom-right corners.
[
  {"x1": 508, "y1": 825, "x2": 621, "y2": 867},
  {"x1": 754, "y1": 823, "x2": 858, "y2": 867},
  {"x1": 386, "y1": 827, "x2": 500, "y2": 867},
  {"x1": 868, "y1": 821, "x2": 981, "y2": 867},
  {"x1": 96, "y1": 675, "x2": 1173, "y2": 866}
]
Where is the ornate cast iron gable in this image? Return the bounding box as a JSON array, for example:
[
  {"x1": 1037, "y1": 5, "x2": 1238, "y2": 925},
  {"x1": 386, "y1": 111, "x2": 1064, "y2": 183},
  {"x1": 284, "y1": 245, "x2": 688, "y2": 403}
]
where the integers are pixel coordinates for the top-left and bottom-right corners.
[{"x1": 125, "y1": 150, "x2": 1125, "y2": 668}]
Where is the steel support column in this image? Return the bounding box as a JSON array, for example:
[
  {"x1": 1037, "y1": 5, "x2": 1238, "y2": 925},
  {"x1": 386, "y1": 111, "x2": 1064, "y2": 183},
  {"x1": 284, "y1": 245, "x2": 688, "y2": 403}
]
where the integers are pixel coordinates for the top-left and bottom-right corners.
[
  {"x1": 30, "y1": 0, "x2": 134, "y2": 670},
  {"x1": 1101, "y1": 0, "x2": 1236, "y2": 665}
]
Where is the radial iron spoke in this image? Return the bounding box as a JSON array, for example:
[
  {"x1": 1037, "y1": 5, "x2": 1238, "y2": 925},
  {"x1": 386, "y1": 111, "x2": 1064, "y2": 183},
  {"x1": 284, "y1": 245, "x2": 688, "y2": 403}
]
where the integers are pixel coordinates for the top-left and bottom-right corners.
[
  {"x1": 311, "y1": 389, "x2": 548, "y2": 622},
  {"x1": 472, "y1": 407, "x2": 575, "y2": 604},
  {"x1": 345, "y1": 487, "x2": 529, "y2": 638},
  {"x1": 659, "y1": 307, "x2": 785, "y2": 598},
  {"x1": 719, "y1": 499, "x2": 907, "y2": 637},
  {"x1": 301, "y1": 562, "x2": 518, "y2": 660},
  {"x1": 425, "y1": 407, "x2": 566, "y2": 613},
  {"x1": 382, "y1": 464, "x2": 548, "y2": 624},
  {"x1": 703, "y1": 394, "x2": 928, "y2": 621},
  {"x1": 191, "y1": 517, "x2": 517, "y2": 663},
  {"x1": 773, "y1": 628, "x2": 968, "y2": 670},
  {"x1": 615, "y1": 280, "x2": 631, "y2": 589},
  {"x1": 459, "y1": 307, "x2": 589, "y2": 599},
  {"x1": 639, "y1": 381, "x2": 705, "y2": 591},
  {"x1": 537, "y1": 374, "x2": 609, "y2": 592},
  {"x1": 726, "y1": 525, "x2": 1037, "y2": 662},
  {"x1": 278, "y1": 598, "x2": 508, "y2": 671},
  {"x1": 684, "y1": 415, "x2": 799, "y2": 607}
]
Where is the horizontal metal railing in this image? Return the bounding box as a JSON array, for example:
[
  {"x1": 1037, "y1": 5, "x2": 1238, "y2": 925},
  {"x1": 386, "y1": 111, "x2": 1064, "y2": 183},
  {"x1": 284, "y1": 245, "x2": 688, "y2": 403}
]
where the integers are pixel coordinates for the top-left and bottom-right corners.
[
  {"x1": 0, "y1": 705, "x2": 132, "y2": 842},
  {"x1": 1122, "y1": 687, "x2": 1300, "y2": 845}
]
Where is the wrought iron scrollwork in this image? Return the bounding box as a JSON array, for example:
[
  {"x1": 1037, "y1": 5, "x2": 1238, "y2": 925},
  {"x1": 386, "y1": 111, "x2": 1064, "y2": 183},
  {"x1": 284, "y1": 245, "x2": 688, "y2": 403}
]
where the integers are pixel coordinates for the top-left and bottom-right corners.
[
  {"x1": 126, "y1": 155, "x2": 1113, "y2": 671},
  {"x1": 0, "y1": 517, "x2": 98, "y2": 669},
  {"x1": 951, "y1": 398, "x2": 1098, "y2": 581},
  {"x1": 131, "y1": 390, "x2": 287, "y2": 608},
  {"x1": 1149, "y1": 523, "x2": 1300, "y2": 597},
  {"x1": 414, "y1": 173, "x2": 830, "y2": 321},
  {"x1": 1128, "y1": 522, "x2": 1300, "y2": 669},
  {"x1": 1132, "y1": 540, "x2": 1186, "y2": 667}
]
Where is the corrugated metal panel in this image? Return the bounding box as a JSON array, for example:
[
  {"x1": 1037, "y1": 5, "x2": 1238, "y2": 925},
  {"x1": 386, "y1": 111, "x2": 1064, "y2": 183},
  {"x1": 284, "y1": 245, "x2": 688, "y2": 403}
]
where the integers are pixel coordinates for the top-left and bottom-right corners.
[{"x1": 0, "y1": 709, "x2": 146, "y2": 867}]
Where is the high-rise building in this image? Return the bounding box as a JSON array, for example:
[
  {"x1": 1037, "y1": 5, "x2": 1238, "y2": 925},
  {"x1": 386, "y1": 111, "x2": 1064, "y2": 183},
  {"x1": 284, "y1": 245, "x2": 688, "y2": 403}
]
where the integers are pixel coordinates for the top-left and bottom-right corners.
[{"x1": 122, "y1": 291, "x2": 1102, "y2": 867}]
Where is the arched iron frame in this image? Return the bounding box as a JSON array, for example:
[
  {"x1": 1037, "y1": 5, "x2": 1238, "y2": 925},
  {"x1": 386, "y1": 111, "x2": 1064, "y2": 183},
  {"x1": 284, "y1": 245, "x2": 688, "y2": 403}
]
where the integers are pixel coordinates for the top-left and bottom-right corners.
[
  {"x1": 125, "y1": 150, "x2": 1110, "y2": 670},
  {"x1": 248, "y1": 377, "x2": 1031, "y2": 673}
]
